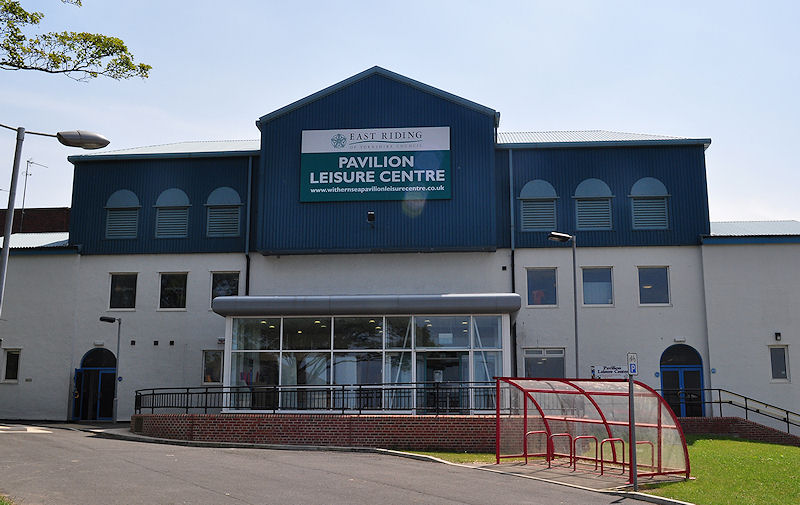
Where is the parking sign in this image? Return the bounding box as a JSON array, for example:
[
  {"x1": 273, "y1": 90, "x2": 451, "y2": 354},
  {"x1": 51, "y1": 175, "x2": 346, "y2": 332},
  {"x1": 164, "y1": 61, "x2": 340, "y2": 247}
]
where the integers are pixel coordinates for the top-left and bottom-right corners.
[{"x1": 627, "y1": 352, "x2": 638, "y2": 376}]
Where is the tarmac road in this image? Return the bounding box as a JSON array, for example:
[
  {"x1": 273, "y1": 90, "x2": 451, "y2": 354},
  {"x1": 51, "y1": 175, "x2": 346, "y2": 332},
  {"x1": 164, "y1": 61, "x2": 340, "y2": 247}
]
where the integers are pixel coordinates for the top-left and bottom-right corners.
[{"x1": 0, "y1": 425, "x2": 641, "y2": 505}]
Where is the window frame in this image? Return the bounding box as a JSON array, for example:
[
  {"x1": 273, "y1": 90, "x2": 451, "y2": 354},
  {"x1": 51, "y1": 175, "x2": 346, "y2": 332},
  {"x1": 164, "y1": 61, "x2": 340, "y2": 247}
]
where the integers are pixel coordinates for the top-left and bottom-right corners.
[
  {"x1": 769, "y1": 345, "x2": 790, "y2": 382},
  {"x1": 158, "y1": 272, "x2": 188, "y2": 311},
  {"x1": 581, "y1": 266, "x2": 614, "y2": 306},
  {"x1": 202, "y1": 349, "x2": 223, "y2": 384},
  {"x1": 526, "y1": 267, "x2": 558, "y2": 307},
  {"x1": 637, "y1": 266, "x2": 671, "y2": 306},
  {"x1": 2, "y1": 348, "x2": 21, "y2": 383},
  {"x1": 108, "y1": 272, "x2": 138, "y2": 311},
  {"x1": 210, "y1": 271, "x2": 240, "y2": 307},
  {"x1": 523, "y1": 348, "x2": 566, "y2": 379}
]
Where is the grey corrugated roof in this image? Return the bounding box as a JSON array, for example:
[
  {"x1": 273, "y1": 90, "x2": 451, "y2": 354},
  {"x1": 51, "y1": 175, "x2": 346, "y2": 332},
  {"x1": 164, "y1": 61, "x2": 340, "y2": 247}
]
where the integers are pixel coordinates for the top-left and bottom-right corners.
[
  {"x1": 69, "y1": 140, "x2": 260, "y2": 162},
  {"x1": 0, "y1": 232, "x2": 70, "y2": 249},
  {"x1": 710, "y1": 221, "x2": 800, "y2": 236},
  {"x1": 497, "y1": 130, "x2": 711, "y2": 148}
]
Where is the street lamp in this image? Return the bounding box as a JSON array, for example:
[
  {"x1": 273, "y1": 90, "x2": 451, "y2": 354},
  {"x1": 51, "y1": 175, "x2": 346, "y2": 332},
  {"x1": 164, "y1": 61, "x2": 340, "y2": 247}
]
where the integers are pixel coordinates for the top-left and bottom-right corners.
[
  {"x1": 100, "y1": 316, "x2": 122, "y2": 423},
  {"x1": 0, "y1": 123, "x2": 109, "y2": 318},
  {"x1": 548, "y1": 231, "x2": 580, "y2": 377}
]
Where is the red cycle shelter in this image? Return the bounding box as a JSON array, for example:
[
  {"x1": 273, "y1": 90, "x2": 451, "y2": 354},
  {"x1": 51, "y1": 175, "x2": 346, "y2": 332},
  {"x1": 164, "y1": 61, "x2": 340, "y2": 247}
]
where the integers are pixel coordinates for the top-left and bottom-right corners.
[{"x1": 495, "y1": 378, "x2": 690, "y2": 482}]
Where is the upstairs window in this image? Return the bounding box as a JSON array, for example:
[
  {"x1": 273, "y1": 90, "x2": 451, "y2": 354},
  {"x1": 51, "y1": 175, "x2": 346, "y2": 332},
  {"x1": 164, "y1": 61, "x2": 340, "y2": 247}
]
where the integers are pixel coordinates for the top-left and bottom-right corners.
[
  {"x1": 206, "y1": 187, "x2": 242, "y2": 237},
  {"x1": 574, "y1": 178, "x2": 613, "y2": 230},
  {"x1": 519, "y1": 180, "x2": 557, "y2": 231},
  {"x1": 155, "y1": 188, "x2": 190, "y2": 238},
  {"x1": 630, "y1": 177, "x2": 669, "y2": 230},
  {"x1": 105, "y1": 190, "x2": 140, "y2": 239},
  {"x1": 160, "y1": 272, "x2": 188, "y2": 309},
  {"x1": 109, "y1": 273, "x2": 137, "y2": 309}
]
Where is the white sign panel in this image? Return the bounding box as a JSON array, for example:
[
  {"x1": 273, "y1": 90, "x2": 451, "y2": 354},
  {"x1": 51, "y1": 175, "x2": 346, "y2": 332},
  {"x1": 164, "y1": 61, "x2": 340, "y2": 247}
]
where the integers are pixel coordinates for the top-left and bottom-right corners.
[{"x1": 627, "y1": 352, "x2": 639, "y2": 376}]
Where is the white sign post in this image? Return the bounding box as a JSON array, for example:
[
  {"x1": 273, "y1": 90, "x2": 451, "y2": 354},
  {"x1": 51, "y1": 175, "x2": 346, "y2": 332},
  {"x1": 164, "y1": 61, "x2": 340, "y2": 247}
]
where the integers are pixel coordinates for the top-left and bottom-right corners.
[{"x1": 627, "y1": 352, "x2": 638, "y2": 490}]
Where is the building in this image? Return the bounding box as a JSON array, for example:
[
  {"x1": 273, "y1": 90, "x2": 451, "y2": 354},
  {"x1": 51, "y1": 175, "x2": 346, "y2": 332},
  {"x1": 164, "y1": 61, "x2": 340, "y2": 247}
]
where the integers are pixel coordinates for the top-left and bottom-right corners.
[{"x1": 0, "y1": 67, "x2": 796, "y2": 425}]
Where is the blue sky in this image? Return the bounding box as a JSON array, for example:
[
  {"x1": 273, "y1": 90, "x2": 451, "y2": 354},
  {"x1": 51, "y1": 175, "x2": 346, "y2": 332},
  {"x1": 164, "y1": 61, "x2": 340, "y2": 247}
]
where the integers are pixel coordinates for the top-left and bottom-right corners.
[{"x1": 1, "y1": 0, "x2": 798, "y2": 220}]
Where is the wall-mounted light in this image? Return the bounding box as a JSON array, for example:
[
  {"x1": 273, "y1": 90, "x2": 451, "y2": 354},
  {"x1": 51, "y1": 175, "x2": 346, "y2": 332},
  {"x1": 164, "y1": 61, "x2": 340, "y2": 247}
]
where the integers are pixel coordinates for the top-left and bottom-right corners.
[
  {"x1": 775, "y1": 332, "x2": 782, "y2": 341},
  {"x1": 367, "y1": 211, "x2": 376, "y2": 226}
]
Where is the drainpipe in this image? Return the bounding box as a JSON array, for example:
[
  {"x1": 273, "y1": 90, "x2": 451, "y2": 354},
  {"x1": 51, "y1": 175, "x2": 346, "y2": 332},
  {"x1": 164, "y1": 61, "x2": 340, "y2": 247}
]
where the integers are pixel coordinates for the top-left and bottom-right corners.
[
  {"x1": 244, "y1": 156, "x2": 253, "y2": 295},
  {"x1": 507, "y1": 148, "x2": 517, "y2": 376}
]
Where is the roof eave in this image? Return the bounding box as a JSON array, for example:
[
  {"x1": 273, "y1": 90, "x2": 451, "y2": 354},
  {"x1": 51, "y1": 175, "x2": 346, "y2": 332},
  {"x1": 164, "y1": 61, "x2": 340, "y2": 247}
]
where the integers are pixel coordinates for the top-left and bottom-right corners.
[
  {"x1": 68, "y1": 150, "x2": 261, "y2": 164},
  {"x1": 256, "y1": 66, "x2": 497, "y2": 126},
  {"x1": 497, "y1": 138, "x2": 712, "y2": 150}
]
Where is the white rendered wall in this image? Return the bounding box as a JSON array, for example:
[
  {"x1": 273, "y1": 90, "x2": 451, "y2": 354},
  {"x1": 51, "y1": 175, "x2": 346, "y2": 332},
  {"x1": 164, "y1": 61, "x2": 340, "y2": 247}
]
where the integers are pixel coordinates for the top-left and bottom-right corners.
[
  {"x1": 702, "y1": 243, "x2": 800, "y2": 418},
  {"x1": 0, "y1": 253, "x2": 78, "y2": 420},
  {"x1": 513, "y1": 246, "x2": 709, "y2": 394}
]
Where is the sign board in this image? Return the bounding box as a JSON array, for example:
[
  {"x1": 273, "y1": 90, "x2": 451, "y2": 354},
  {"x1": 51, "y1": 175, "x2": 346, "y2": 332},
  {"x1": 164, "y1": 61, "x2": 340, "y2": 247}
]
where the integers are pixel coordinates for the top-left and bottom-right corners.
[
  {"x1": 300, "y1": 127, "x2": 451, "y2": 202},
  {"x1": 627, "y1": 352, "x2": 638, "y2": 376},
  {"x1": 591, "y1": 365, "x2": 627, "y2": 379}
]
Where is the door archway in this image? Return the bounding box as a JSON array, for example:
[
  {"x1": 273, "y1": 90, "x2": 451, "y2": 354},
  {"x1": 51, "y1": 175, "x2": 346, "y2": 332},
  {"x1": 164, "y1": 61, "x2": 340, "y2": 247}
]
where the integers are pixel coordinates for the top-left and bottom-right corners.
[
  {"x1": 72, "y1": 348, "x2": 116, "y2": 421},
  {"x1": 660, "y1": 344, "x2": 704, "y2": 417}
]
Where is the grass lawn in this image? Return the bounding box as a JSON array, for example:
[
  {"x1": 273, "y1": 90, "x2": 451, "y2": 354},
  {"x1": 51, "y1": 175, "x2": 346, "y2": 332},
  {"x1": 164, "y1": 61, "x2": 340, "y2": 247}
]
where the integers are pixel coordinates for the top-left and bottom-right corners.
[
  {"x1": 409, "y1": 436, "x2": 800, "y2": 505},
  {"x1": 642, "y1": 435, "x2": 800, "y2": 505},
  {"x1": 0, "y1": 496, "x2": 13, "y2": 505}
]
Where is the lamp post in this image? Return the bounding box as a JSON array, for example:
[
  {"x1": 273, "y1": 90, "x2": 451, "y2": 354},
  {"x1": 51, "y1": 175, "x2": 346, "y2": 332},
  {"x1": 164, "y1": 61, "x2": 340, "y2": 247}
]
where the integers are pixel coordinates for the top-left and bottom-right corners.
[
  {"x1": 548, "y1": 231, "x2": 579, "y2": 377},
  {"x1": 100, "y1": 316, "x2": 122, "y2": 423},
  {"x1": 0, "y1": 124, "x2": 109, "y2": 318}
]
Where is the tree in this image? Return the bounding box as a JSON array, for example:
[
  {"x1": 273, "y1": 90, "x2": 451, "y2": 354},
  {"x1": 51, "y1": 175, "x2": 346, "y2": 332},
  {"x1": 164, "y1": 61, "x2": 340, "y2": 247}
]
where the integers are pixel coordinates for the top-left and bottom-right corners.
[{"x1": 0, "y1": 0, "x2": 150, "y2": 80}]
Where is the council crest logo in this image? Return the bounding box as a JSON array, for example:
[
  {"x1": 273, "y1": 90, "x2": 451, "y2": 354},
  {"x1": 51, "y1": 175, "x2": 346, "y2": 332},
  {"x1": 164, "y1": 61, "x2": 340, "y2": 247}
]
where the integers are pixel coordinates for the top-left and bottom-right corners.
[{"x1": 330, "y1": 133, "x2": 347, "y2": 149}]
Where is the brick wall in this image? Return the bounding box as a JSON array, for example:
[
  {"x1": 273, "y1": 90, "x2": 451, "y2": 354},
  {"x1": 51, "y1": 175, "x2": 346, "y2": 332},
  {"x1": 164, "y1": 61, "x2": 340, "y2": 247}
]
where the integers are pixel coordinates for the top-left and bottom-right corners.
[
  {"x1": 130, "y1": 414, "x2": 497, "y2": 452},
  {"x1": 679, "y1": 417, "x2": 800, "y2": 446}
]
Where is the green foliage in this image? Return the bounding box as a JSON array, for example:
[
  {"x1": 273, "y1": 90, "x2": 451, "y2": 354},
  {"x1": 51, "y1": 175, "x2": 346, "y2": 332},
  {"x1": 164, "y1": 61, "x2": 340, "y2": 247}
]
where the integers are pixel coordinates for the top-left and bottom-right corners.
[{"x1": 0, "y1": 0, "x2": 150, "y2": 80}]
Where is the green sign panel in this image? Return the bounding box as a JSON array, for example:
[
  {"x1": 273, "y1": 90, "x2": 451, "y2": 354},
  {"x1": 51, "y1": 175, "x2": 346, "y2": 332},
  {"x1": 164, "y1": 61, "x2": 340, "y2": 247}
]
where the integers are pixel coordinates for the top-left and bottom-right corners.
[{"x1": 300, "y1": 127, "x2": 451, "y2": 202}]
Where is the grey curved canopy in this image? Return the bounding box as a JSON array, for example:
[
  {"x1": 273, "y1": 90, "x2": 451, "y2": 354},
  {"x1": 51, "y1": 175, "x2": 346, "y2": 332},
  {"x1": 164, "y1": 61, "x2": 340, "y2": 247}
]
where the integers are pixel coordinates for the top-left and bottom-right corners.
[
  {"x1": 574, "y1": 178, "x2": 613, "y2": 198},
  {"x1": 631, "y1": 177, "x2": 669, "y2": 196},
  {"x1": 156, "y1": 188, "x2": 190, "y2": 207},
  {"x1": 206, "y1": 186, "x2": 242, "y2": 206},
  {"x1": 105, "y1": 189, "x2": 140, "y2": 208},
  {"x1": 520, "y1": 180, "x2": 557, "y2": 199}
]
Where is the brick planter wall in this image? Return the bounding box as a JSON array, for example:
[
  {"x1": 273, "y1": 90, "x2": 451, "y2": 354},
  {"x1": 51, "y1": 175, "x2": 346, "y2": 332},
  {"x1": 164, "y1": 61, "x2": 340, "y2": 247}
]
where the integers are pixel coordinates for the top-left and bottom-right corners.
[
  {"x1": 130, "y1": 414, "x2": 497, "y2": 452},
  {"x1": 678, "y1": 416, "x2": 800, "y2": 446}
]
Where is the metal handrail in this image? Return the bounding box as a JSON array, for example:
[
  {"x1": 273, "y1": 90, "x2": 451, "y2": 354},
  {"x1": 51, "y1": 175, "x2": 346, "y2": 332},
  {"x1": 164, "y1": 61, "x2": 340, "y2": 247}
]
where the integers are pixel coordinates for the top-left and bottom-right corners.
[
  {"x1": 134, "y1": 381, "x2": 500, "y2": 415},
  {"x1": 658, "y1": 387, "x2": 800, "y2": 434}
]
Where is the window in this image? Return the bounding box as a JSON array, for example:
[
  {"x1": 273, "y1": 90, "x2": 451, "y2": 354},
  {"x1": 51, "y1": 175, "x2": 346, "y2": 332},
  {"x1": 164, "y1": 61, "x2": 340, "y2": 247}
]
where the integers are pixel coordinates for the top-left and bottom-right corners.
[
  {"x1": 211, "y1": 272, "x2": 239, "y2": 300},
  {"x1": 105, "y1": 189, "x2": 140, "y2": 239},
  {"x1": 574, "y1": 178, "x2": 613, "y2": 230},
  {"x1": 203, "y1": 350, "x2": 223, "y2": 383},
  {"x1": 155, "y1": 188, "x2": 190, "y2": 238},
  {"x1": 109, "y1": 273, "x2": 137, "y2": 309},
  {"x1": 631, "y1": 177, "x2": 669, "y2": 229},
  {"x1": 524, "y1": 348, "x2": 565, "y2": 378},
  {"x1": 2, "y1": 349, "x2": 20, "y2": 382},
  {"x1": 770, "y1": 346, "x2": 789, "y2": 381},
  {"x1": 159, "y1": 273, "x2": 187, "y2": 309},
  {"x1": 582, "y1": 267, "x2": 613, "y2": 305},
  {"x1": 206, "y1": 187, "x2": 242, "y2": 237},
  {"x1": 638, "y1": 267, "x2": 670, "y2": 304},
  {"x1": 519, "y1": 180, "x2": 557, "y2": 231},
  {"x1": 527, "y1": 268, "x2": 557, "y2": 306}
]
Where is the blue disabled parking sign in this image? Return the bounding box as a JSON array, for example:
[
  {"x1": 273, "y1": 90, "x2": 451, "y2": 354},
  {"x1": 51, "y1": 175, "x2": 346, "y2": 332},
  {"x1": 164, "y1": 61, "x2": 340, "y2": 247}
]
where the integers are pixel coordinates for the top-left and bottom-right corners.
[{"x1": 627, "y1": 353, "x2": 638, "y2": 376}]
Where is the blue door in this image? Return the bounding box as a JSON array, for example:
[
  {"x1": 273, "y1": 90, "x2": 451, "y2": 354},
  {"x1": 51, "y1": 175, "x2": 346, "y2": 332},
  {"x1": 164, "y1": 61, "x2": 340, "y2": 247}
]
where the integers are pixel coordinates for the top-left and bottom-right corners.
[{"x1": 660, "y1": 344, "x2": 704, "y2": 417}]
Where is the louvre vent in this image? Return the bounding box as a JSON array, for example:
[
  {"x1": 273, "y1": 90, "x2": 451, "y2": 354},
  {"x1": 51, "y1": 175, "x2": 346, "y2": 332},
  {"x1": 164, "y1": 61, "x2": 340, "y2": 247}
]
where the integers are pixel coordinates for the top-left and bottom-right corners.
[
  {"x1": 207, "y1": 206, "x2": 240, "y2": 237},
  {"x1": 632, "y1": 198, "x2": 668, "y2": 229},
  {"x1": 520, "y1": 200, "x2": 556, "y2": 231},
  {"x1": 106, "y1": 209, "x2": 138, "y2": 239},
  {"x1": 156, "y1": 208, "x2": 189, "y2": 238},
  {"x1": 576, "y1": 199, "x2": 612, "y2": 230}
]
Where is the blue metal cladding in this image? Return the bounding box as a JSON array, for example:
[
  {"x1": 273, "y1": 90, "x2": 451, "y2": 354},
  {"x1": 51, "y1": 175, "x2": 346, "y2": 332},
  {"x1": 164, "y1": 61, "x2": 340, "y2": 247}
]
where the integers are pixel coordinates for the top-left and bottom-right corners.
[
  {"x1": 69, "y1": 157, "x2": 251, "y2": 254},
  {"x1": 256, "y1": 73, "x2": 497, "y2": 253},
  {"x1": 499, "y1": 145, "x2": 710, "y2": 248}
]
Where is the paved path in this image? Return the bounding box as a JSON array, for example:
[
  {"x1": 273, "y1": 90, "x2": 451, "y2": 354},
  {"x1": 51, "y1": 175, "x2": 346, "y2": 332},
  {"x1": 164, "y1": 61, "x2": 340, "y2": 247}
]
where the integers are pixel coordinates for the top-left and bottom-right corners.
[{"x1": 0, "y1": 424, "x2": 642, "y2": 505}]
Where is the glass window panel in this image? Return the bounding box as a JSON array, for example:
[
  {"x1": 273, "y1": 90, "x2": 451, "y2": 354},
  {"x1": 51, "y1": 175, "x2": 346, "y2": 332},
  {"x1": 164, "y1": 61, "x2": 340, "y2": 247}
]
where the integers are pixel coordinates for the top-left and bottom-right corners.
[
  {"x1": 202, "y1": 350, "x2": 222, "y2": 383},
  {"x1": 474, "y1": 351, "x2": 502, "y2": 382},
  {"x1": 4, "y1": 350, "x2": 19, "y2": 381},
  {"x1": 159, "y1": 273, "x2": 187, "y2": 309},
  {"x1": 231, "y1": 352, "x2": 279, "y2": 386},
  {"x1": 527, "y1": 268, "x2": 557, "y2": 305},
  {"x1": 583, "y1": 267, "x2": 613, "y2": 305},
  {"x1": 415, "y1": 316, "x2": 470, "y2": 348},
  {"x1": 281, "y1": 352, "x2": 330, "y2": 385},
  {"x1": 211, "y1": 272, "x2": 239, "y2": 299},
  {"x1": 473, "y1": 316, "x2": 501, "y2": 348},
  {"x1": 333, "y1": 317, "x2": 382, "y2": 349},
  {"x1": 416, "y1": 351, "x2": 469, "y2": 382},
  {"x1": 333, "y1": 352, "x2": 382, "y2": 384},
  {"x1": 109, "y1": 273, "x2": 137, "y2": 309},
  {"x1": 524, "y1": 348, "x2": 565, "y2": 378},
  {"x1": 232, "y1": 318, "x2": 280, "y2": 350},
  {"x1": 639, "y1": 267, "x2": 669, "y2": 304},
  {"x1": 385, "y1": 316, "x2": 412, "y2": 349},
  {"x1": 384, "y1": 352, "x2": 412, "y2": 383},
  {"x1": 283, "y1": 317, "x2": 331, "y2": 350},
  {"x1": 770, "y1": 347, "x2": 788, "y2": 380}
]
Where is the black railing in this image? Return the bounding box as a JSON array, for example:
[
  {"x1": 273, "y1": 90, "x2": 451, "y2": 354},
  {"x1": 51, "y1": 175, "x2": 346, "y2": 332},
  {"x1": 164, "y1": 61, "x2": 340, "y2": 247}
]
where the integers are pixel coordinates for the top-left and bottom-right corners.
[
  {"x1": 659, "y1": 388, "x2": 800, "y2": 435},
  {"x1": 135, "y1": 381, "x2": 498, "y2": 415}
]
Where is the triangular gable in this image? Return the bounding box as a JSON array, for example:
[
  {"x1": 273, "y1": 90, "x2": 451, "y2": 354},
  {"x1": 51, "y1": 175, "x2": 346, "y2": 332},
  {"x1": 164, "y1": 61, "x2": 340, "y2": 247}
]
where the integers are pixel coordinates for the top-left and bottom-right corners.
[{"x1": 256, "y1": 66, "x2": 499, "y2": 128}]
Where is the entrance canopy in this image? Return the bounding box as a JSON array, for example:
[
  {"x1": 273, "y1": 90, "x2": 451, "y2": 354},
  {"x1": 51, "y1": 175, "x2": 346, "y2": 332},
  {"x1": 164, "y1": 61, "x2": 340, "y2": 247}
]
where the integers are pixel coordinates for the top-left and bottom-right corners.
[{"x1": 496, "y1": 377, "x2": 689, "y2": 481}]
